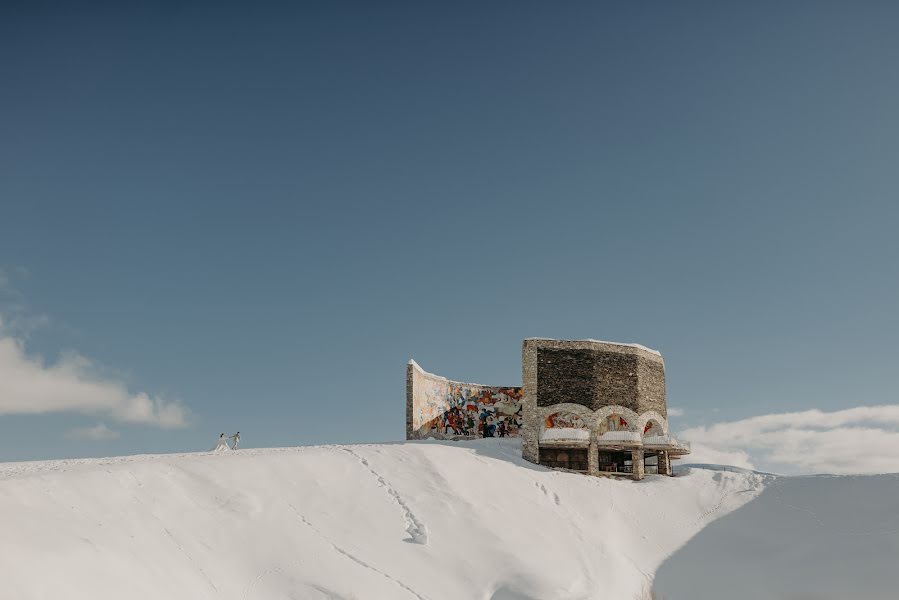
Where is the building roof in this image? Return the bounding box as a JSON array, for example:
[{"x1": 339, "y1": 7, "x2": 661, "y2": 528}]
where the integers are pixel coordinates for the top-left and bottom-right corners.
[{"x1": 524, "y1": 338, "x2": 662, "y2": 357}]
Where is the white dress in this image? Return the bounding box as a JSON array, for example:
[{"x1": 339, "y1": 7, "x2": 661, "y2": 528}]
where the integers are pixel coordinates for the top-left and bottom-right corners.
[{"x1": 212, "y1": 435, "x2": 230, "y2": 452}]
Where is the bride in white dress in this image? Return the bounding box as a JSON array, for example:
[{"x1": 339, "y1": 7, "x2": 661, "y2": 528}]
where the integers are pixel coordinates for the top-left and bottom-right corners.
[{"x1": 211, "y1": 433, "x2": 230, "y2": 452}]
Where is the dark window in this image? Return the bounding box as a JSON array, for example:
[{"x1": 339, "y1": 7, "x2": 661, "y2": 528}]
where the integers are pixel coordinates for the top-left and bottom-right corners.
[
  {"x1": 538, "y1": 447, "x2": 589, "y2": 471},
  {"x1": 597, "y1": 451, "x2": 634, "y2": 474}
]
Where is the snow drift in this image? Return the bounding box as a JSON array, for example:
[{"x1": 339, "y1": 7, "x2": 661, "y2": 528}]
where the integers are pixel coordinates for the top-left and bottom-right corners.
[
  {"x1": 654, "y1": 471, "x2": 899, "y2": 599},
  {"x1": 0, "y1": 438, "x2": 769, "y2": 599}
]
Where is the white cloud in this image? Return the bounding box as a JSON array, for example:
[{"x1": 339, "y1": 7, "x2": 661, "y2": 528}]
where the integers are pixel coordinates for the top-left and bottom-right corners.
[
  {"x1": 0, "y1": 313, "x2": 50, "y2": 339},
  {"x1": 0, "y1": 334, "x2": 188, "y2": 428},
  {"x1": 66, "y1": 423, "x2": 120, "y2": 441},
  {"x1": 0, "y1": 269, "x2": 23, "y2": 300},
  {"x1": 667, "y1": 407, "x2": 685, "y2": 417},
  {"x1": 680, "y1": 405, "x2": 899, "y2": 475},
  {"x1": 0, "y1": 272, "x2": 48, "y2": 339},
  {"x1": 685, "y1": 443, "x2": 756, "y2": 470}
]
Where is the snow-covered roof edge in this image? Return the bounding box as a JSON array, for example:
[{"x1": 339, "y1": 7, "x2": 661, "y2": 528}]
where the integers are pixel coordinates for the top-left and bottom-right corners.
[
  {"x1": 407, "y1": 359, "x2": 519, "y2": 389},
  {"x1": 524, "y1": 338, "x2": 662, "y2": 357}
]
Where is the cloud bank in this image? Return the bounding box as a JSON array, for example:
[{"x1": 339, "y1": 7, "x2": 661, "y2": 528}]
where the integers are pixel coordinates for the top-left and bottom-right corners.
[
  {"x1": 66, "y1": 423, "x2": 121, "y2": 441},
  {"x1": 0, "y1": 333, "x2": 187, "y2": 428},
  {"x1": 681, "y1": 405, "x2": 899, "y2": 475}
]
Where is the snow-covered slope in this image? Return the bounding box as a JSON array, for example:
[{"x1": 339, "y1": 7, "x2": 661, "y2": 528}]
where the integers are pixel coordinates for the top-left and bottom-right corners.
[
  {"x1": 654, "y1": 472, "x2": 899, "y2": 600},
  {"x1": 0, "y1": 439, "x2": 766, "y2": 600}
]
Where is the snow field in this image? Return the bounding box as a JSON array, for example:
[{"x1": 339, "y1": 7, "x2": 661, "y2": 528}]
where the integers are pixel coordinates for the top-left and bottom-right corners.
[{"x1": 0, "y1": 439, "x2": 766, "y2": 600}]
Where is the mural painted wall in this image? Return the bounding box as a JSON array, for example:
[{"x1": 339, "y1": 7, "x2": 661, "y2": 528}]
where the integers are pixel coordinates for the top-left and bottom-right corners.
[
  {"x1": 407, "y1": 361, "x2": 522, "y2": 440},
  {"x1": 541, "y1": 411, "x2": 591, "y2": 442},
  {"x1": 597, "y1": 414, "x2": 631, "y2": 435},
  {"x1": 544, "y1": 412, "x2": 588, "y2": 430}
]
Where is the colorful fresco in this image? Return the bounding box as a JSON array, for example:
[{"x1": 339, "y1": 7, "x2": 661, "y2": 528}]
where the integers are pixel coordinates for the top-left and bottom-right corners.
[
  {"x1": 597, "y1": 415, "x2": 630, "y2": 434},
  {"x1": 544, "y1": 412, "x2": 588, "y2": 430},
  {"x1": 643, "y1": 419, "x2": 664, "y2": 436},
  {"x1": 412, "y1": 367, "x2": 523, "y2": 439}
]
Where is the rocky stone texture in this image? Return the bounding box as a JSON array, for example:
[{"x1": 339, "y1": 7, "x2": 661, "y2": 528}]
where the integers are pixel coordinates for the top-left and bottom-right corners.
[
  {"x1": 534, "y1": 341, "x2": 664, "y2": 415},
  {"x1": 522, "y1": 339, "x2": 669, "y2": 480},
  {"x1": 536, "y1": 348, "x2": 608, "y2": 408},
  {"x1": 522, "y1": 340, "x2": 540, "y2": 463},
  {"x1": 631, "y1": 449, "x2": 645, "y2": 480},
  {"x1": 658, "y1": 451, "x2": 672, "y2": 476},
  {"x1": 636, "y1": 355, "x2": 666, "y2": 418}
]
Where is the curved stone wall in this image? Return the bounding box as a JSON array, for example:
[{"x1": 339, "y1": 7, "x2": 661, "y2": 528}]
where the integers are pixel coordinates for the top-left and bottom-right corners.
[{"x1": 406, "y1": 360, "x2": 522, "y2": 440}]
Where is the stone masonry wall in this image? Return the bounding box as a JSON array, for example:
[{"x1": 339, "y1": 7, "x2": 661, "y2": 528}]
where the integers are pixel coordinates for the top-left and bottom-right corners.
[
  {"x1": 533, "y1": 340, "x2": 664, "y2": 414},
  {"x1": 636, "y1": 355, "x2": 666, "y2": 417},
  {"x1": 521, "y1": 340, "x2": 539, "y2": 463},
  {"x1": 536, "y1": 347, "x2": 640, "y2": 411},
  {"x1": 521, "y1": 338, "x2": 667, "y2": 466}
]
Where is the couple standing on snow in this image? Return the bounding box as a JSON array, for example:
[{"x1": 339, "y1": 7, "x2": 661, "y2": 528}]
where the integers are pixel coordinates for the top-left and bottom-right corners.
[{"x1": 213, "y1": 432, "x2": 240, "y2": 451}]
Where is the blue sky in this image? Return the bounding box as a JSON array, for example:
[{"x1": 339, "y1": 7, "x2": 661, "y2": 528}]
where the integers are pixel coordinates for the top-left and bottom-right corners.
[{"x1": 2, "y1": 2, "x2": 898, "y2": 471}]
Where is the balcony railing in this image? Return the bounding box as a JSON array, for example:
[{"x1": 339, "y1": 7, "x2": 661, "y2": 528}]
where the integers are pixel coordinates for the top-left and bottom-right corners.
[
  {"x1": 539, "y1": 429, "x2": 691, "y2": 453},
  {"x1": 595, "y1": 430, "x2": 643, "y2": 444},
  {"x1": 643, "y1": 435, "x2": 691, "y2": 453},
  {"x1": 539, "y1": 427, "x2": 590, "y2": 443}
]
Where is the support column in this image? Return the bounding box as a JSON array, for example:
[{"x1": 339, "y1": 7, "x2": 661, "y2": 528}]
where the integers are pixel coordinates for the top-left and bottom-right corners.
[
  {"x1": 658, "y1": 451, "x2": 672, "y2": 476},
  {"x1": 631, "y1": 449, "x2": 645, "y2": 481},
  {"x1": 520, "y1": 340, "x2": 540, "y2": 464},
  {"x1": 588, "y1": 442, "x2": 599, "y2": 476}
]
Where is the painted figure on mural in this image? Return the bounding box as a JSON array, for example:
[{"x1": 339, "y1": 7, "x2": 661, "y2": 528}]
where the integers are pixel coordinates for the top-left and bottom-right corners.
[
  {"x1": 478, "y1": 406, "x2": 495, "y2": 434},
  {"x1": 482, "y1": 415, "x2": 496, "y2": 438},
  {"x1": 442, "y1": 407, "x2": 456, "y2": 435},
  {"x1": 644, "y1": 420, "x2": 663, "y2": 437}
]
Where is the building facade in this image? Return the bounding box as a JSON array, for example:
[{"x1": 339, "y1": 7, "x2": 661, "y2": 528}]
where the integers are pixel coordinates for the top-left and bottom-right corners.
[{"x1": 406, "y1": 338, "x2": 690, "y2": 480}]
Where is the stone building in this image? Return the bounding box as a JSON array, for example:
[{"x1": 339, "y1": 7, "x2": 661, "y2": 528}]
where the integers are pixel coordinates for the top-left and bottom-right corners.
[{"x1": 406, "y1": 338, "x2": 690, "y2": 480}]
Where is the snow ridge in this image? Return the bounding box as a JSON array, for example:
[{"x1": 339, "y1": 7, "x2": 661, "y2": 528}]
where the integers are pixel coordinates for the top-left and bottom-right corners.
[{"x1": 0, "y1": 439, "x2": 766, "y2": 600}]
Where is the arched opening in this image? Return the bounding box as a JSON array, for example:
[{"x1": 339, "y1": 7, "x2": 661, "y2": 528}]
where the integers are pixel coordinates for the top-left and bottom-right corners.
[
  {"x1": 597, "y1": 414, "x2": 631, "y2": 435},
  {"x1": 538, "y1": 410, "x2": 590, "y2": 471},
  {"x1": 642, "y1": 418, "x2": 667, "y2": 474},
  {"x1": 543, "y1": 411, "x2": 588, "y2": 432},
  {"x1": 541, "y1": 411, "x2": 590, "y2": 442},
  {"x1": 643, "y1": 418, "x2": 664, "y2": 437},
  {"x1": 594, "y1": 409, "x2": 641, "y2": 475}
]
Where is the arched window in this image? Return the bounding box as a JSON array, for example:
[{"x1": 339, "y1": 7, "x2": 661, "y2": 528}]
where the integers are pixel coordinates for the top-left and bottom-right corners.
[
  {"x1": 597, "y1": 414, "x2": 630, "y2": 434},
  {"x1": 541, "y1": 411, "x2": 590, "y2": 442},
  {"x1": 643, "y1": 419, "x2": 664, "y2": 437},
  {"x1": 544, "y1": 412, "x2": 587, "y2": 429}
]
